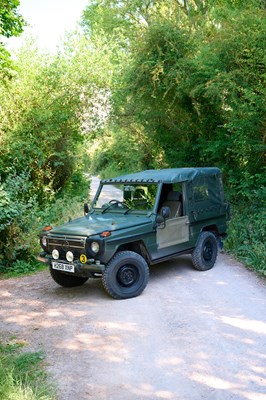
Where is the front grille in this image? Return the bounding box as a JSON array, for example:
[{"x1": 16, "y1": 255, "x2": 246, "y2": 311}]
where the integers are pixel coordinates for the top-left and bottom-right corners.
[{"x1": 47, "y1": 235, "x2": 86, "y2": 260}]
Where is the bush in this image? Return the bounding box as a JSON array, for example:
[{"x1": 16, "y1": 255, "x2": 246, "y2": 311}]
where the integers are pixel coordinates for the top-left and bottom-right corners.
[
  {"x1": 225, "y1": 191, "x2": 266, "y2": 276},
  {"x1": 0, "y1": 260, "x2": 41, "y2": 278},
  {"x1": 0, "y1": 172, "x2": 39, "y2": 267},
  {"x1": 0, "y1": 173, "x2": 91, "y2": 273}
]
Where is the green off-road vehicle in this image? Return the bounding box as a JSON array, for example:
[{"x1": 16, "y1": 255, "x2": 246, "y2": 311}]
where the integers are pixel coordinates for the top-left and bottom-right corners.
[{"x1": 38, "y1": 168, "x2": 229, "y2": 299}]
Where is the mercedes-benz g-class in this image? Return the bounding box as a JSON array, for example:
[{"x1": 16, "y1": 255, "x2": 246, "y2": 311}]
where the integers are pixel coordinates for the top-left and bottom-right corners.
[{"x1": 38, "y1": 168, "x2": 229, "y2": 299}]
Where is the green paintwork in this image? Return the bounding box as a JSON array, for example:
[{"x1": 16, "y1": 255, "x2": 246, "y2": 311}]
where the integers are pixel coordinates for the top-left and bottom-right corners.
[
  {"x1": 39, "y1": 168, "x2": 229, "y2": 273},
  {"x1": 51, "y1": 214, "x2": 152, "y2": 237}
]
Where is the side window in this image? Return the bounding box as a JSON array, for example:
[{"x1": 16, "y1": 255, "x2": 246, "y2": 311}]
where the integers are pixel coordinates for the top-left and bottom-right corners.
[
  {"x1": 193, "y1": 185, "x2": 209, "y2": 202},
  {"x1": 172, "y1": 183, "x2": 182, "y2": 193},
  {"x1": 157, "y1": 183, "x2": 184, "y2": 217},
  {"x1": 193, "y1": 174, "x2": 223, "y2": 205}
]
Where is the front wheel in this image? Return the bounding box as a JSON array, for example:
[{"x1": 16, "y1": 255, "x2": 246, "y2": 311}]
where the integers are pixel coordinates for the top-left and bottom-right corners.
[
  {"x1": 102, "y1": 251, "x2": 149, "y2": 299},
  {"x1": 49, "y1": 266, "x2": 89, "y2": 287},
  {"x1": 192, "y1": 232, "x2": 218, "y2": 271}
]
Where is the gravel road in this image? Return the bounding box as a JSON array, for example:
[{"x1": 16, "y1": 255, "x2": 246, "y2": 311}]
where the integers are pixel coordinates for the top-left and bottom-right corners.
[{"x1": 0, "y1": 177, "x2": 265, "y2": 400}]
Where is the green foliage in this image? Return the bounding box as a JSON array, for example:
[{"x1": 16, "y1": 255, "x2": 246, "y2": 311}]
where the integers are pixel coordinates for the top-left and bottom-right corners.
[
  {"x1": 110, "y1": 7, "x2": 266, "y2": 196},
  {"x1": 0, "y1": 174, "x2": 90, "y2": 272},
  {"x1": 225, "y1": 194, "x2": 266, "y2": 276},
  {"x1": 88, "y1": 127, "x2": 160, "y2": 178},
  {"x1": 188, "y1": 11, "x2": 266, "y2": 193},
  {"x1": 0, "y1": 44, "x2": 85, "y2": 200},
  {"x1": 0, "y1": 339, "x2": 55, "y2": 400},
  {"x1": 0, "y1": 0, "x2": 265, "y2": 277},
  {"x1": 0, "y1": 0, "x2": 25, "y2": 80},
  {"x1": 0, "y1": 36, "x2": 102, "y2": 269},
  {"x1": 0, "y1": 34, "x2": 115, "y2": 201},
  {"x1": 0, "y1": 260, "x2": 41, "y2": 278},
  {"x1": 0, "y1": 1, "x2": 25, "y2": 38},
  {"x1": 82, "y1": 0, "x2": 160, "y2": 38},
  {"x1": 114, "y1": 20, "x2": 197, "y2": 168},
  {"x1": 0, "y1": 172, "x2": 39, "y2": 266},
  {"x1": 38, "y1": 178, "x2": 91, "y2": 228}
]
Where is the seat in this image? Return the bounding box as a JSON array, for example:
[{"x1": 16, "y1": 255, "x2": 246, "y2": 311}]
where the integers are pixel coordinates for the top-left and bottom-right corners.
[{"x1": 162, "y1": 191, "x2": 182, "y2": 218}]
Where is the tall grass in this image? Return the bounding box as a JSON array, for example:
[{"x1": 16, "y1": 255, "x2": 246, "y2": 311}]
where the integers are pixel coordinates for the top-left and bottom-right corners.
[{"x1": 0, "y1": 340, "x2": 55, "y2": 400}]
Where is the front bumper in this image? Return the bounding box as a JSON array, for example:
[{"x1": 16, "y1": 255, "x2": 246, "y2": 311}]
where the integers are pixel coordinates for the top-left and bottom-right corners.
[{"x1": 37, "y1": 252, "x2": 105, "y2": 274}]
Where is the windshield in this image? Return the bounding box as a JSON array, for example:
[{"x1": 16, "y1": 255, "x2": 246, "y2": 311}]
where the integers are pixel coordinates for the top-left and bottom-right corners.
[{"x1": 93, "y1": 183, "x2": 158, "y2": 213}]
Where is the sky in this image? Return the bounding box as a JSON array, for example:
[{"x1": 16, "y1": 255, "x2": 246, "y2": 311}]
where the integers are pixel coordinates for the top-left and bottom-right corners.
[{"x1": 7, "y1": 0, "x2": 89, "y2": 52}]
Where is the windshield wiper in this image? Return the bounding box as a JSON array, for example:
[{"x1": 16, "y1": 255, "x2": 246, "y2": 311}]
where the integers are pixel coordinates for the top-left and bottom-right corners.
[
  {"x1": 123, "y1": 208, "x2": 133, "y2": 214},
  {"x1": 101, "y1": 205, "x2": 112, "y2": 214}
]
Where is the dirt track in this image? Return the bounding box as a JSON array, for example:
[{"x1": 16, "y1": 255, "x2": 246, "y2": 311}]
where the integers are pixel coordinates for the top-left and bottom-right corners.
[
  {"x1": 1, "y1": 254, "x2": 266, "y2": 399},
  {"x1": 0, "y1": 177, "x2": 266, "y2": 400}
]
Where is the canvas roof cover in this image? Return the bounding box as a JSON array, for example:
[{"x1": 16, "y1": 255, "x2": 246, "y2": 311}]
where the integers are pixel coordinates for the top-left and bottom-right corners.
[{"x1": 101, "y1": 168, "x2": 221, "y2": 184}]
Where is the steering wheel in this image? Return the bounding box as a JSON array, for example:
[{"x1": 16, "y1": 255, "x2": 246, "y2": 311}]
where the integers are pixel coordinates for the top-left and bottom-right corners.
[{"x1": 108, "y1": 200, "x2": 127, "y2": 208}]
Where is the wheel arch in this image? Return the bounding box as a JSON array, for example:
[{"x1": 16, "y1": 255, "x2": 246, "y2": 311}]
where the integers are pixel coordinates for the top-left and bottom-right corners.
[
  {"x1": 201, "y1": 224, "x2": 219, "y2": 236},
  {"x1": 116, "y1": 240, "x2": 150, "y2": 264}
]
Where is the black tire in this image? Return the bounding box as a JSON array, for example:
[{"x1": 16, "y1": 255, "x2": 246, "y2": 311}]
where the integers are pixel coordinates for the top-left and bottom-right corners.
[
  {"x1": 192, "y1": 231, "x2": 218, "y2": 271},
  {"x1": 102, "y1": 251, "x2": 149, "y2": 299},
  {"x1": 49, "y1": 266, "x2": 89, "y2": 287}
]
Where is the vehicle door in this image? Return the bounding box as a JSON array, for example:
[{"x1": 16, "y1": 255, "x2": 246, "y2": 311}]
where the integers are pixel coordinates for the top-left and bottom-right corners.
[{"x1": 155, "y1": 183, "x2": 189, "y2": 255}]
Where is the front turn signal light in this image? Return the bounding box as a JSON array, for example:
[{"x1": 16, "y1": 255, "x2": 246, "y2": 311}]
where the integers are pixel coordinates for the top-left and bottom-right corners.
[
  {"x1": 43, "y1": 225, "x2": 52, "y2": 231},
  {"x1": 100, "y1": 231, "x2": 111, "y2": 237}
]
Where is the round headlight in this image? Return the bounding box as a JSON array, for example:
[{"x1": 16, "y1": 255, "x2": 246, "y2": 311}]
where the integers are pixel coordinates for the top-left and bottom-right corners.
[
  {"x1": 41, "y1": 236, "x2": 47, "y2": 247},
  {"x1": 91, "y1": 241, "x2": 100, "y2": 254},
  {"x1": 66, "y1": 251, "x2": 74, "y2": 262},
  {"x1": 52, "y1": 249, "x2": 59, "y2": 260}
]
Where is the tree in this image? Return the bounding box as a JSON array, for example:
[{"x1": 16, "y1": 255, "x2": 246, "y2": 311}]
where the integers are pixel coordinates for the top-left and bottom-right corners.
[
  {"x1": 0, "y1": 0, "x2": 25, "y2": 79},
  {"x1": 82, "y1": 0, "x2": 266, "y2": 192},
  {"x1": 0, "y1": 37, "x2": 109, "y2": 199},
  {"x1": 0, "y1": 33, "x2": 120, "y2": 265}
]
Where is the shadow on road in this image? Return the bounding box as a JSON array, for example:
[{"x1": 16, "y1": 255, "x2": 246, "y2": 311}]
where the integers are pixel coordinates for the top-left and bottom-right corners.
[{"x1": 0, "y1": 254, "x2": 266, "y2": 400}]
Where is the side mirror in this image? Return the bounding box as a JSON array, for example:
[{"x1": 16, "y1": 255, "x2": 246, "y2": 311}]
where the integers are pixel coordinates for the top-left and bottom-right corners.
[
  {"x1": 161, "y1": 206, "x2": 170, "y2": 219},
  {"x1": 156, "y1": 206, "x2": 170, "y2": 225},
  {"x1": 84, "y1": 203, "x2": 90, "y2": 215}
]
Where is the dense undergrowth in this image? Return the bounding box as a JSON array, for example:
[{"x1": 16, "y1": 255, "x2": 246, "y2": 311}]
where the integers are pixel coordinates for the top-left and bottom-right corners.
[
  {"x1": 225, "y1": 190, "x2": 266, "y2": 277},
  {"x1": 0, "y1": 177, "x2": 90, "y2": 278},
  {"x1": 0, "y1": 339, "x2": 55, "y2": 400}
]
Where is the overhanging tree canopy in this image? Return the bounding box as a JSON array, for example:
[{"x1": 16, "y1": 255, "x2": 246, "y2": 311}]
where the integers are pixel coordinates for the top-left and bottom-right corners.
[{"x1": 0, "y1": 0, "x2": 25, "y2": 79}]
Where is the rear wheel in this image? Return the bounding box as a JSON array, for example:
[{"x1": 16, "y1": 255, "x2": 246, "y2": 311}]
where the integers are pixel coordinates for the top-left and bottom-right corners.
[
  {"x1": 192, "y1": 232, "x2": 218, "y2": 271},
  {"x1": 102, "y1": 251, "x2": 149, "y2": 299},
  {"x1": 49, "y1": 266, "x2": 89, "y2": 287}
]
